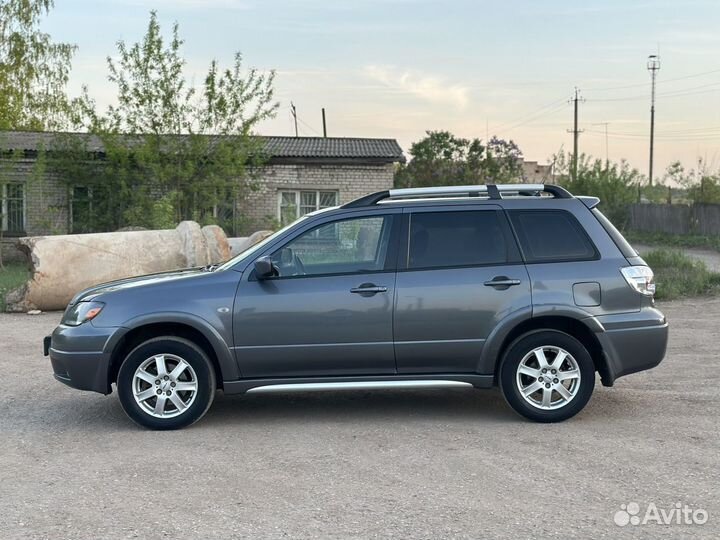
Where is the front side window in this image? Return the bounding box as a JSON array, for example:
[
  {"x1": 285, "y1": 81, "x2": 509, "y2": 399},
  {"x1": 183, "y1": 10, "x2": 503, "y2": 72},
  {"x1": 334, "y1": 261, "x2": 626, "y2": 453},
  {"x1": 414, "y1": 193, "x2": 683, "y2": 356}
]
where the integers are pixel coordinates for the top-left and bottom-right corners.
[
  {"x1": 509, "y1": 210, "x2": 597, "y2": 263},
  {"x1": 407, "y1": 210, "x2": 509, "y2": 270},
  {"x1": 1, "y1": 183, "x2": 25, "y2": 234},
  {"x1": 279, "y1": 190, "x2": 338, "y2": 226},
  {"x1": 270, "y1": 215, "x2": 393, "y2": 278}
]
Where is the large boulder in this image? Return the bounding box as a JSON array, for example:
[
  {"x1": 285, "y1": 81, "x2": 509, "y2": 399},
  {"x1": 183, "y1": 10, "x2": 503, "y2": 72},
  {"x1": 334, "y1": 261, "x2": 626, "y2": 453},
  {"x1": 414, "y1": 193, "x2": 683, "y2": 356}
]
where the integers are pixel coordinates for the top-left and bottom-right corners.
[
  {"x1": 5, "y1": 221, "x2": 230, "y2": 312},
  {"x1": 228, "y1": 230, "x2": 274, "y2": 257}
]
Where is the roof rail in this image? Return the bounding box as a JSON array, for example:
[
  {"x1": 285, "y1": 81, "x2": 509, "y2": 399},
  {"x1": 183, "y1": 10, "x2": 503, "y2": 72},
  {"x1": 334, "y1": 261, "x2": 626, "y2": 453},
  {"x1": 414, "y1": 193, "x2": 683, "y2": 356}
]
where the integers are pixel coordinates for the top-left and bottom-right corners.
[{"x1": 342, "y1": 183, "x2": 572, "y2": 208}]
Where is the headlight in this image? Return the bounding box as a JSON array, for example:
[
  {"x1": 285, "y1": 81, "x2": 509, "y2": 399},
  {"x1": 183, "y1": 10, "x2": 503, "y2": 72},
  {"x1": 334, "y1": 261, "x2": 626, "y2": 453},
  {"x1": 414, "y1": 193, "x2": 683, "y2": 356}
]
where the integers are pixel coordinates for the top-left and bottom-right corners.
[
  {"x1": 620, "y1": 266, "x2": 656, "y2": 296},
  {"x1": 62, "y1": 301, "x2": 105, "y2": 326}
]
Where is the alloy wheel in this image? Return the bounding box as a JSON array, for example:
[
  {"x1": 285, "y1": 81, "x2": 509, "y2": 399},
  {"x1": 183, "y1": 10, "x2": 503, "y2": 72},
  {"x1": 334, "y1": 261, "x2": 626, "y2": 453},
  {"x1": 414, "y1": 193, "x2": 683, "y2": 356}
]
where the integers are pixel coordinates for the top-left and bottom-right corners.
[
  {"x1": 515, "y1": 346, "x2": 581, "y2": 410},
  {"x1": 132, "y1": 354, "x2": 198, "y2": 418}
]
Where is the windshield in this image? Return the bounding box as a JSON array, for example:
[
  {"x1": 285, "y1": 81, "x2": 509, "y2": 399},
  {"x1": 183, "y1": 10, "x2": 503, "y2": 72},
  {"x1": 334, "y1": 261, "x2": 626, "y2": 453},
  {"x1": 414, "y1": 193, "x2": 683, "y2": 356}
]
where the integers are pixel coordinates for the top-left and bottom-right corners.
[{"x1": 216, "y1": 215, "x2": 310, "y2": 271}]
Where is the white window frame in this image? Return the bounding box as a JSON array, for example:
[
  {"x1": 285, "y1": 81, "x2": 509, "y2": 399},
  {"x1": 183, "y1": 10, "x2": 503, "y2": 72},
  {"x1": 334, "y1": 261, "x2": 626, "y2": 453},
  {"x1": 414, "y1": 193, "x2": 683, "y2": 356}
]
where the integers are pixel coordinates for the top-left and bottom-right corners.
[
  {"x1": 277, "y1": 190, "x2": 338, "y2": 226},
  {"x1": 1, "y1": 182, "x2": 26, "y2": 234}
]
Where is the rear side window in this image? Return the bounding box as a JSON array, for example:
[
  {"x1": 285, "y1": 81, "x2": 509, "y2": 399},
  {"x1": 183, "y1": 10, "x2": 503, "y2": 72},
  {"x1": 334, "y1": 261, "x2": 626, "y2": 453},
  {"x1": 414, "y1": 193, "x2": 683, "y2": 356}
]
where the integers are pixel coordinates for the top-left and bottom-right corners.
[
  {"x1": 407, "y1": 210, "x2": 511, "y2": 270},
  {"x1": 592, "y1": 208, "x2": 638, "y2": 258},
  {"x1": 509, "y1": 210, "x2": 597, "y2": 263}
]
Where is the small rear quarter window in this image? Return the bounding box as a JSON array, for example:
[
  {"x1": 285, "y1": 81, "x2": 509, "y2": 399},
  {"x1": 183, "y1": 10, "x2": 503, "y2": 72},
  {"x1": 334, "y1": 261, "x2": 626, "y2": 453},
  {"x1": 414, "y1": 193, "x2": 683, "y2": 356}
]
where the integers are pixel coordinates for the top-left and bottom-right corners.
[{"x1": 509, "y1": 210, "x2": 597, "y2": 263}]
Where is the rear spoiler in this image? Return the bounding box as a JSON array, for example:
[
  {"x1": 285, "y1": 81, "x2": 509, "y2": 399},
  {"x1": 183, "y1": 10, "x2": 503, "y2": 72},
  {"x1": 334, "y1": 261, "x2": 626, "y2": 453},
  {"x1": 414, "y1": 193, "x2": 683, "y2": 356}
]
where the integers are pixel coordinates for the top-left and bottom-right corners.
[{"x1": 578, "y1": 196, "x2": 600, "y2": 209}]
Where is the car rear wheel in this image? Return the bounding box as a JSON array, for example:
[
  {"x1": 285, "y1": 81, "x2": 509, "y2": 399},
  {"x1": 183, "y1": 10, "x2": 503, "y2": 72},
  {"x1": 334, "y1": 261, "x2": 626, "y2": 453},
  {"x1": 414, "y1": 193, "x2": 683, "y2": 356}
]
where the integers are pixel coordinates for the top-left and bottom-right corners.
[
  {"x1": 499, "y1": 330, "x2": 595, "y2": 422},
  {"x1": 117, "y1": 337, "x2": 216, "y2": 430}
]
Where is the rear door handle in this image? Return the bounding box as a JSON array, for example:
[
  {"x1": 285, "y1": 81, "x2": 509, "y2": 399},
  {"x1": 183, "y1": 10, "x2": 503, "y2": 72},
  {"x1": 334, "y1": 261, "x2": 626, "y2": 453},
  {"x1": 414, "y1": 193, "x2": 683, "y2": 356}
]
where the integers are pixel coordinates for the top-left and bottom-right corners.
[
  {"x1": 484, "y1": 276, "x2": 521, "y2": 289},
  {"x1": 350, "y1": 284, "x2": 388, "y2": 295}
]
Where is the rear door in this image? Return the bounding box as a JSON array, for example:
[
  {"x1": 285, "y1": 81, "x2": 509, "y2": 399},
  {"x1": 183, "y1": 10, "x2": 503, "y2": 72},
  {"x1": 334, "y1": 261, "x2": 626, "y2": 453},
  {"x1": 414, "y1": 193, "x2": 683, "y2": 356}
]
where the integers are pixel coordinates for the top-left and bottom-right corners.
[{"x1": 393, "y1": 205, "x2": 531, "y2": 373}]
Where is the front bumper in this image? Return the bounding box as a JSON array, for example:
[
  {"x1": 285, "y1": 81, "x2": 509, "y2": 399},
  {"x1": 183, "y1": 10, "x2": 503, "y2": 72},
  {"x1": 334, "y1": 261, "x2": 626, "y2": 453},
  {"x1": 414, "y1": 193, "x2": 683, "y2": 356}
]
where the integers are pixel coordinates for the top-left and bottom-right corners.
[
  {"x1": 44, "y1": 323, "x2": 121, "y2": 394},
  {"x1": 595, "y1": 307, "x2": 669, "y2": 386}
]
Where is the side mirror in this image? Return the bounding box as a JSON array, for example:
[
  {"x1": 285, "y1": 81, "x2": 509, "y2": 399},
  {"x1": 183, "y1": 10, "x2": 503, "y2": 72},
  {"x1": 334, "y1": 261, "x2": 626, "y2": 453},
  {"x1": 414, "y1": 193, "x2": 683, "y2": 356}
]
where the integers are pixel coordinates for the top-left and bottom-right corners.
[{"x1": 254, "y1": 256, "x2": 277, "y2": 280}]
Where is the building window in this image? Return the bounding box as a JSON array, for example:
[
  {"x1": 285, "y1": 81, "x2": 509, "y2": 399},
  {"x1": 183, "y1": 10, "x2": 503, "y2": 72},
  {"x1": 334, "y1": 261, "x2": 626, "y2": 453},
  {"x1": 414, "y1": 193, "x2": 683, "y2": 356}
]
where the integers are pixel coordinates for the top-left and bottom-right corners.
[
  {"x1": 1, "y1": 183, "x2": 25, "y2": 234},
  {"x1": 278, "y1": 190, "x2": 338, "y2": 226}
]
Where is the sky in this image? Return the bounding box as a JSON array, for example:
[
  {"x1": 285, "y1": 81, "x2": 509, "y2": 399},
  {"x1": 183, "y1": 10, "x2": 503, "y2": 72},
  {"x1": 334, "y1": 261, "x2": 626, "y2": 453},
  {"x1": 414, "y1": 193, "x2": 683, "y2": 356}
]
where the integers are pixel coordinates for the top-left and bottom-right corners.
[{"x1": 42, "y1": 0, "x2": 720, "y2": 178}]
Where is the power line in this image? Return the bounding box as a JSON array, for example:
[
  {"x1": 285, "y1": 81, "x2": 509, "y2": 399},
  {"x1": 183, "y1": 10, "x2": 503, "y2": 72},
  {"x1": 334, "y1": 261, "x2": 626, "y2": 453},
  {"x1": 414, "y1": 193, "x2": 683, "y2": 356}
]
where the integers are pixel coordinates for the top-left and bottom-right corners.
[
  {"x1": 592, "y1": 122, "x2": 610, "y2": 166},
  {"x1": 584, "y1": 67, "x2": 720, "y2": 92},
  {"x1": 585, "y1": 125, "x2": 720, "y2": 136},
  {"x1": 490, "y1": 97, "x2": 567, "y2": 133},
  {"x1": 584, "y1": 129, "x2": 720, "y2": 142},
  {"x1": 297, "y1": 116, "x2": 321, "y2": 136},
  {"x1": 586, "y1": 80, "x2": 720, "y2": 102}
]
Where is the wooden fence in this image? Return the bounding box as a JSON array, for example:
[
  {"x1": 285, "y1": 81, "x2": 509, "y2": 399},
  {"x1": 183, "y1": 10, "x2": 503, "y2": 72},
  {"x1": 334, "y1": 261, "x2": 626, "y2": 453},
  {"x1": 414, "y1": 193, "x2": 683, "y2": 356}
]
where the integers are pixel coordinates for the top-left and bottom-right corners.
[{"x1": 629, "y1": 203, "x2": 720, "y2": 235}]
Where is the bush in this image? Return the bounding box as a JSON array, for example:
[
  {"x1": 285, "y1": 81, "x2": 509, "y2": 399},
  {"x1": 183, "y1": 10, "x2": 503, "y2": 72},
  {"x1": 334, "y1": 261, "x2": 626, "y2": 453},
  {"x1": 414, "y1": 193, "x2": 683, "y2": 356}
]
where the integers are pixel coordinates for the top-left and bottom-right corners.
[
  {"x1": 643, "y1": 249, "x2": 720, "y2": 300},
  {"x1": 553, "y1": 151, "x2": 640, "y2": 229},
  {"x1": 0, "y1": 262, "x2": 30, "y2": 311}
]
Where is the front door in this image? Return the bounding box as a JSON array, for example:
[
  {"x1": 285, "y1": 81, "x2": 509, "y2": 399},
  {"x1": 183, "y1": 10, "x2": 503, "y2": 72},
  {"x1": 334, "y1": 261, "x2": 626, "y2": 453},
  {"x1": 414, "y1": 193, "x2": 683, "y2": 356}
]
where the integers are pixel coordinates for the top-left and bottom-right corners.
[
  {"x1": 393, "y1": 206, "x2": 531, "y2": 373},
  {"x1": 233, "y1": 212, "x2": 400, "y2": 378}
]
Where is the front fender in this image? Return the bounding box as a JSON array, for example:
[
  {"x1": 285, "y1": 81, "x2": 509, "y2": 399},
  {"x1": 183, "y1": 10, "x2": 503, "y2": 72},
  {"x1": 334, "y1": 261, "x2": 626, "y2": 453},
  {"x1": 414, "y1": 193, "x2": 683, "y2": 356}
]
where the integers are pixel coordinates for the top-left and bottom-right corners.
[{"x1": 102, "y1": 311, "x2": 241, "y2": 381}]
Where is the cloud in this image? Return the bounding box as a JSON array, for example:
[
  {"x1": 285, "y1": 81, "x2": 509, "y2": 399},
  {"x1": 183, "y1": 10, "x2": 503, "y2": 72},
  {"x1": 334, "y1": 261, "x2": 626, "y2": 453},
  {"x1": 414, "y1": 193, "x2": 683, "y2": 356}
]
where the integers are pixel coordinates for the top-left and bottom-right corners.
[{"x1": 362, "y1": 65, "x2": 469, "y2": 109}]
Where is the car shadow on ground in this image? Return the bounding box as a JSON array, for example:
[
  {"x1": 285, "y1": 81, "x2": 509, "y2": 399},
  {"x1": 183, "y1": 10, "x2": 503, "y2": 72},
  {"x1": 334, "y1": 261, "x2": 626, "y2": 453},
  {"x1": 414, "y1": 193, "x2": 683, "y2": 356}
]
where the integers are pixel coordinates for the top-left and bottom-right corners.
[
  {"x1": 9, "y1": 383, "x2": 627, "y2": 432},
  {"x1": 202, "y1": 388, "x2": 518, "y2": 426}
]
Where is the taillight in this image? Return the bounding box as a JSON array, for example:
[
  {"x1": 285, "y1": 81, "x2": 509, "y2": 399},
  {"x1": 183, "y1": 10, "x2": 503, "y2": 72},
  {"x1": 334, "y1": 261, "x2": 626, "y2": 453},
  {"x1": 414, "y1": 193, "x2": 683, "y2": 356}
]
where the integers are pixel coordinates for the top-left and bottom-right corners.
[{"x1": 620, "y1": 266, "x2": 656, "y2": 296}]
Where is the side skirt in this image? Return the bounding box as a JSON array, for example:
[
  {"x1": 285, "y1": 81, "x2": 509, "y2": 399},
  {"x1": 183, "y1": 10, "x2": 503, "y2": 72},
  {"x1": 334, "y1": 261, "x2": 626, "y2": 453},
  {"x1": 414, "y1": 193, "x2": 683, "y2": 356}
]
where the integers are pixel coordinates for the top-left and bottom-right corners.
[{"x1": 222, "y1": 374, "x2": 494, "y2": 395}]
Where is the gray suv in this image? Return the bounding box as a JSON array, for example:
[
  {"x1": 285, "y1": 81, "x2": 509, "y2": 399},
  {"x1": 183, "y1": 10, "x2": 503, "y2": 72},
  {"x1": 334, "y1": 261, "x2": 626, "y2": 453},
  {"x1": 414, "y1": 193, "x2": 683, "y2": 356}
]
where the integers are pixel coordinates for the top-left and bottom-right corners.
[{"x1": 44, "y1": 184, "x2": 668, "y2": 429}]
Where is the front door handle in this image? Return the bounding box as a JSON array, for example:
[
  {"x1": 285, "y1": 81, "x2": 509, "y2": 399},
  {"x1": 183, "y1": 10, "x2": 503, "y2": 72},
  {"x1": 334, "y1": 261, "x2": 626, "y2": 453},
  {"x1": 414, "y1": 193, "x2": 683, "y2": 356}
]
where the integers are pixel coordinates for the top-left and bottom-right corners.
[
  {"x1": 350, "y1": 284, "x2": 388, "y2": 296},
  {"x1": 483, "y1": 276, "x2": 521, "y2": 290}
]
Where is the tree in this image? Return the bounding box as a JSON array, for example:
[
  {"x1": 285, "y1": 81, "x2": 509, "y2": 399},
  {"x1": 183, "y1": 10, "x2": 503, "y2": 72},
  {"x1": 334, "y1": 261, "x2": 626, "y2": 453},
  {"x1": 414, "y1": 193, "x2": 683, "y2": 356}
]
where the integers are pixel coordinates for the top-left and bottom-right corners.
[
  {"x1": 0, "y1": 0, "x2": 81, "y2": 130},
  {"x1": 53, "y1": 11, "x2": 278, "y2": 233},
  {"x1": 553, "y1": 150, "x2": 641, "y2": 228},
  {"x1": 664, "y1": 161, "x2": 687, "y2": 188},
  {"x1": 394, "y1": 131, "x2": 523, "y2": 188}
]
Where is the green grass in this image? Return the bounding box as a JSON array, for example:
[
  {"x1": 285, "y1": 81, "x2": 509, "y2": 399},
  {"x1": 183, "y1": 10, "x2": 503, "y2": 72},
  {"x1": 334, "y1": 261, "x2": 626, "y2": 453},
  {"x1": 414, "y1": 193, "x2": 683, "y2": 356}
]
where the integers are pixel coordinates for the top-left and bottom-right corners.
[
  {"x1": 624, "y1": 230, "x2": 720, "y2": 252},
  {"x1": 643, "y1": 249, "x2": 720, "y2": 301},
  {"x1": 0, "y1": 262, "x2": 30, "y2": 311}
]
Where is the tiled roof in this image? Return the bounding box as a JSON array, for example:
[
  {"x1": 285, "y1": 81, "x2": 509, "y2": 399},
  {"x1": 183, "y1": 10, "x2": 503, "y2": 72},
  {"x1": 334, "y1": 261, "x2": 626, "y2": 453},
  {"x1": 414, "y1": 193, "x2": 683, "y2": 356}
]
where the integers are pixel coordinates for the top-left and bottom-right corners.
[
  {"x1": 262, "y1": 136, "x2": 403, "y2": 160},
  {"x1": 0, "y1": 131, "x2": 405, "y2": 162}
]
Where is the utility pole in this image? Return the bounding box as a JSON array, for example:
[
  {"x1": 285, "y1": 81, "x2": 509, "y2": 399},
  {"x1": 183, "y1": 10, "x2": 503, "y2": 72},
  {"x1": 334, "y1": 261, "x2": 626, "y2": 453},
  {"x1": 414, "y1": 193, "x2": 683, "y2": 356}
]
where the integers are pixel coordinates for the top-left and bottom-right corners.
[
  {"x1": 290, "y1": 102, "x2": 298, "y2": 137},
  {"x1": 567, "y1": 87, "x2": 584, "y2": 181},
  {"x1": 593, "y1": 122, "x2": 610, "y2": 169},
  {"x1": 322, "y1": 108, "x2": 327, "y2": 137},
  {"x1": 647, "y1": 55, "x2": 660, "y2": 186}
]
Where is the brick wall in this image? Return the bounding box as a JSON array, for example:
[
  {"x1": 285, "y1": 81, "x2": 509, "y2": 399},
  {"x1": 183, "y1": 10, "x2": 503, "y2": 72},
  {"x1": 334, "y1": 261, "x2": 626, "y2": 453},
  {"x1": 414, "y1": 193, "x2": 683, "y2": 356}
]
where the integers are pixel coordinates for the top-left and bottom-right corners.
[
  {"x1": 0, "y1": 158, "x2": 395, "y2": 258},
  {"x1": 1, "y1": 158, "x2": 68, "y2": 261},
  {"x1": 239, "y1": 163, "x2": 395, "y2": 232}
]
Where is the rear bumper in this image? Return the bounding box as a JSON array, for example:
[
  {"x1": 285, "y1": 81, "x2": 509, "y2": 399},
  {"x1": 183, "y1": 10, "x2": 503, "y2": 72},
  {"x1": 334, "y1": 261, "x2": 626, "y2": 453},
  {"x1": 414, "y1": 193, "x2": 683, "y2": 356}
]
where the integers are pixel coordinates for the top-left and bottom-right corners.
[
  {"x1": 45, "y1": 323, "x2": 121, "y2": 394},
  {"x1": 595, "y1": 308, "x2": 669, "y2": 386}
]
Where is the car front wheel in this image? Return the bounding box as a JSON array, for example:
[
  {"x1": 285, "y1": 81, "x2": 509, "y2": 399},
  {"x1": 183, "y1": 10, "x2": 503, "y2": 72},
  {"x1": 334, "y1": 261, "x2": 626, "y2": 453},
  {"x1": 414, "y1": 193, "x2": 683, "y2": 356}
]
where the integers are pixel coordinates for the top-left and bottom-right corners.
[
  {"x1": 117, "y1": 336, "x2": 216, "y2": 430},
  {"x1": 499, "y1": 330, "x2": 595, "y2": 422}
]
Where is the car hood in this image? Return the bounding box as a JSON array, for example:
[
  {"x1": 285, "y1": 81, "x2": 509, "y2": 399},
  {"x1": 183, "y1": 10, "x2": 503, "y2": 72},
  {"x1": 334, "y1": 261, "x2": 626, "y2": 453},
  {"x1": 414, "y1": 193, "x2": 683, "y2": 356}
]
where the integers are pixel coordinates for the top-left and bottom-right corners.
[{"x1": 69, "y1": 267, "x2": 209, "y2": 305}]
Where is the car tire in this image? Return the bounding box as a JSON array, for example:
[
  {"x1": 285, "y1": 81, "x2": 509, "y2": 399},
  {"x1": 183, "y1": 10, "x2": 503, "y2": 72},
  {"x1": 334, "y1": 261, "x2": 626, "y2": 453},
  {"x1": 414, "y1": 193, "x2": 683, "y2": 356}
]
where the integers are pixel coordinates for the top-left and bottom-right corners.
[
  {"x1": 117, "y1": 336, "x2": 216, "y2": 430},
  {"x1": 499, "y1": 330, "x2": 595, "y2": 423}
]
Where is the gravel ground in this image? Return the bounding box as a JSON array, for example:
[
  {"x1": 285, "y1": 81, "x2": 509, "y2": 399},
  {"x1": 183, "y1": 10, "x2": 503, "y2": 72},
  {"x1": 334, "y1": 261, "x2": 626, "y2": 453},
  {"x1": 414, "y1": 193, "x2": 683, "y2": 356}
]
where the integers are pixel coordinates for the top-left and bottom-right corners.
[{"x1": 0, "y1": 298, "x2": 718, "y2": 539}]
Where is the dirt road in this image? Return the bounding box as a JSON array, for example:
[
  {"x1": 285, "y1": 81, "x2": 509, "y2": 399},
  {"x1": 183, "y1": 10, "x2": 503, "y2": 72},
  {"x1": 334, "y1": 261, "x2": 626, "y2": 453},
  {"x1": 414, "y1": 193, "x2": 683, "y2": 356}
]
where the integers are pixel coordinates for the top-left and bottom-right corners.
[{"x1": 0, "y1": 298, "x2": 718, "y2": 539}]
